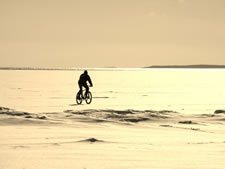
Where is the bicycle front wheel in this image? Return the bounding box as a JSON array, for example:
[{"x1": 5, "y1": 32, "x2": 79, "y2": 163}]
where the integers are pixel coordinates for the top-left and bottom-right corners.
[{"x1": 85, "y1": 92, "x2": 92, "y2": 104}]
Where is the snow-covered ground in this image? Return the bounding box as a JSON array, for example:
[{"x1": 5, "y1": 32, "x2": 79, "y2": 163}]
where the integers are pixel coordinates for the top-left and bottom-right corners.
[{"x1": 1, "y1": 69, "x2": 225, "y2": 169}]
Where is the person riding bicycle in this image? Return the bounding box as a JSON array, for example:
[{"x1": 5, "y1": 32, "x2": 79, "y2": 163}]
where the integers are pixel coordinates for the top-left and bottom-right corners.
[{"x1": 78, "y1": 70, "x2": 93, "y2": 98}]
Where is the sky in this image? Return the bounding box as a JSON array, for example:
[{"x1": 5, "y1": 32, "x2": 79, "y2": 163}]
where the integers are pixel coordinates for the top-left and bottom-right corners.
[{"x1": 0, "y1": 0, "x2": 225, "y2": 68}]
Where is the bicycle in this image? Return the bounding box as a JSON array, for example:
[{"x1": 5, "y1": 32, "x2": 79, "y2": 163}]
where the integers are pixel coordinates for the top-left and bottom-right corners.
[{"x1": 76, "y1": 87, "x2": 92, "y2": 104}]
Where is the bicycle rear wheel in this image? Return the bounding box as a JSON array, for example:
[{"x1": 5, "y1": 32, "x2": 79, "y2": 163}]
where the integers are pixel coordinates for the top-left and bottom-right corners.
[
  {"x1": 76, "y1": 92, "x2": 82, "y2": 104},
  {"x1": 85, "y1": 91, "x2": 92, "y2": 104}
]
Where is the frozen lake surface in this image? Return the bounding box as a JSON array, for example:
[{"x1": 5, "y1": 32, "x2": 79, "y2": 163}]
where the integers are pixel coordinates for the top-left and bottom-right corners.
[{"x1": 1, "y1": 69, "x2": 225, "y2": 169}]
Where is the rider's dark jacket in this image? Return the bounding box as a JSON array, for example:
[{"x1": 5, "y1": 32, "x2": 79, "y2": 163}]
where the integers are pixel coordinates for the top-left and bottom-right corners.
[{"x1": 78, "y1": 73, "x2": 93, "y2": 86}]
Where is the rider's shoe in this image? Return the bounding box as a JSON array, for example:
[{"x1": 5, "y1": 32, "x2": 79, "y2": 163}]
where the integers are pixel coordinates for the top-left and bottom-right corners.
[{"x1": 78, "y1": 94, "x2": 84, "y2": 99}]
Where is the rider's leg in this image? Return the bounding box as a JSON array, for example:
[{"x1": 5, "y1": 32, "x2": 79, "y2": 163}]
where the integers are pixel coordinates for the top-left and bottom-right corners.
[
  {"x1": 83, "y1": 83, "x2": 89, "y2": 97},
  {"x1": 78, "y1": 83, "x2": 82, "y2": 96}
]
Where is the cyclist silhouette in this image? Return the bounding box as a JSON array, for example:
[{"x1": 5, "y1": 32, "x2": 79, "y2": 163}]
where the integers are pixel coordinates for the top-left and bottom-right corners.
[{"x1": 78, "y1": 70, "x2": 93, "y2": 98}]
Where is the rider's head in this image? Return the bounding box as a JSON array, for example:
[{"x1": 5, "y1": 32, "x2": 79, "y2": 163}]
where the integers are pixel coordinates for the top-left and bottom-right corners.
[{"x1": 84, "y1": 70, "x2": 88, "y2": 75}]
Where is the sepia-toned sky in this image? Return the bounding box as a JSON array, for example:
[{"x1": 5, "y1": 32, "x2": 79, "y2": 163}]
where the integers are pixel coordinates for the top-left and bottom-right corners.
[{"x1": 0, "y1": 0, "x2": 225, "y2": 68}]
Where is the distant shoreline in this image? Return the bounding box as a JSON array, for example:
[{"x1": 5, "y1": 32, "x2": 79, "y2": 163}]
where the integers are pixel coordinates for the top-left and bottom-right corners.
[
  {"x1": 145, "y1": 65, "x2": 225, "y2": 69},
  {"x1": 1, "y1": 65, "x2": 225, "y2": 71}
]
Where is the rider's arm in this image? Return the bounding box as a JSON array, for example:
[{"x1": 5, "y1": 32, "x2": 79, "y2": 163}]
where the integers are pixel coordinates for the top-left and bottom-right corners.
[{"x1": 88, "y1": 76, "x2": 93, "y2": 87}]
